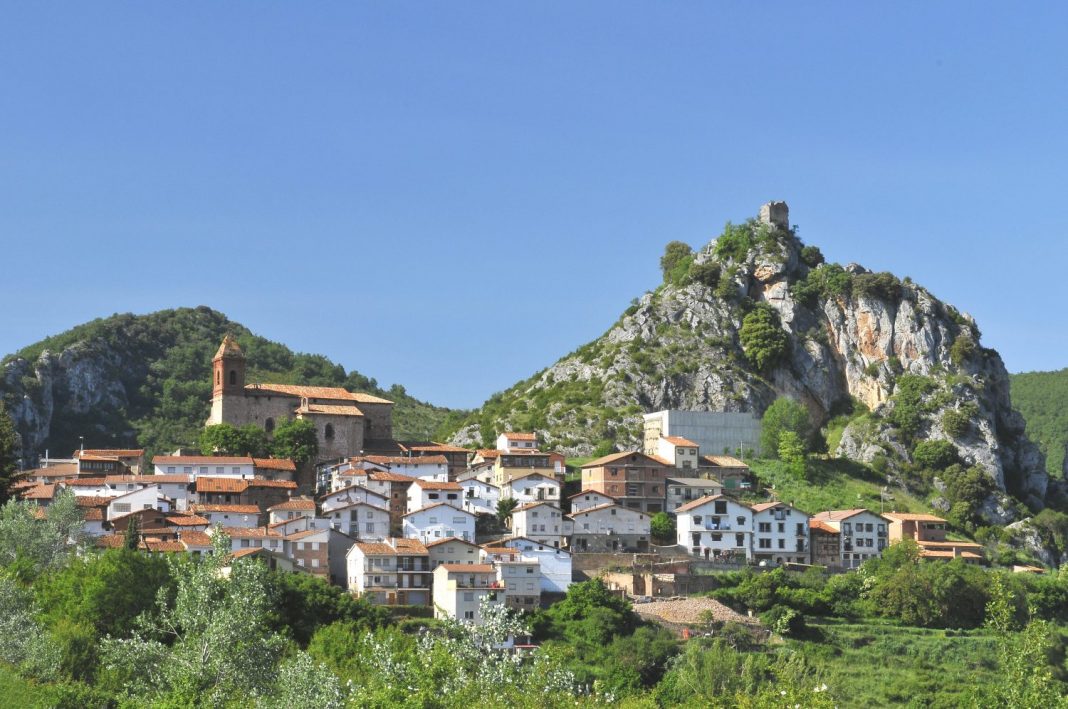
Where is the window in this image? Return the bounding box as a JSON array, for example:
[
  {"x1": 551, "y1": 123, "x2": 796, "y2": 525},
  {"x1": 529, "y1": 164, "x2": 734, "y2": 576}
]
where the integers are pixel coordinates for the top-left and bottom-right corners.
[
  {"x1": 714, "y1": 501, "x2": 727, "y2": 514},
  {"x1": 759, "y1": 538, "x2": 771, "y2": 549},
  {"x1": 297, "y1": 542, "x2": 305, "y2": 551},
  {"x1": 464, "y1": 611, "x2": 474, "y2": 620},
  {"x1": 758, "y1": 522, "x2": 771, "y2": 533},
  {"x1": 778, "y1": 539, "x2": 785, "y2": 549},
  {"x1": 842, "y1": 522, "x2": 852, "y2": 535},
  {"x1": 232, "y1": 467, "x2": 240, "y2": 475},
  {"x1": 184, "y1": 466, "x2": 193, "y2": 473},
  {"x1": 693, "y1": 515, "x2": 703, "y2": 524},
  {"x1": 463, "y1": 592, "x2": 474, "y2": 602},
  {"x1": 265, "y1": 418, "x2": 275, "y2": 433},
  {"x1": 241, "y1": 539, "x2": 250, "y2": 548},
  {"x1": 325, "y1": 424, "x2": 335, "y2": 441},
  {"x1": 736, "y1": 516, "x2": 746, "y2": 526},
  {"x1": 114, "y1": 503, "x2": 131, "y2": 514},
  {"x1": 200, "y1": 467, "x2": 207, "y2": 474},
  {"x1": 777, "y1": 522, "x2": 785, "y2": 533},
  {"x1": 167, "y1": 466, "x2": 176, "y2": 473},
  {"x1": 229, "y1": 370, "x2": 236, "y2": 385},
  {"x1": 735, "y1": 533, "x2": 744, "y2": 547},
  {"x1": 216, "y1": 466, "x2": 224, "y2": 474},
  {"x1": 311, "y1": 559, "x2": 319, "y2": 568},
  {"x1": 711, "y1": 533, "x2": 722, "y2": 541}
]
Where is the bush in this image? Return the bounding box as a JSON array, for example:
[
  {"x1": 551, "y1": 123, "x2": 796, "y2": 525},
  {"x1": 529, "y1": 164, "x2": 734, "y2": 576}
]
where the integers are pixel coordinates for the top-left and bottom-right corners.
[
  {"x1": 739, "y1": 304, "x2": 789, "y2": 372},
  {"x1": 713, "y1": 222, "x2": 754, "y2": 262},
  {"x1": 792, "y1": 263, "x2": 853, "y2": 305},
  {"x1": 689, "y1": 260, "x2": 721, "y2": 288},
  {"x1": 941, "y1": 406, "x2": 974, "y2": 438},
  {"x1": 761, "y1": 605, "x2": 806, "y2": 636},
  {"x1": 800, "y1": 245, "x2": 825, "y2": 267},
  {"x1": 950, "y1": 334, "x2": 977, "y2": 367},
  {"x1": 912, "y1": 440, "x2": 959, "y2": 470},
  {"x1": 660, "y1": 241, "x2": 694, "y2": 285},
  {"x1": 853, "y1": 272, "x2": 903, "y2": 301}
]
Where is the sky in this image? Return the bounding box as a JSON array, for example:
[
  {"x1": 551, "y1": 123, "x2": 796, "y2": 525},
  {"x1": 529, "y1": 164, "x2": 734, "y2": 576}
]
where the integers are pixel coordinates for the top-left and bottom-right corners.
[{"x1": 1, "y1": 3, "x2": 1067, "y2": 410}]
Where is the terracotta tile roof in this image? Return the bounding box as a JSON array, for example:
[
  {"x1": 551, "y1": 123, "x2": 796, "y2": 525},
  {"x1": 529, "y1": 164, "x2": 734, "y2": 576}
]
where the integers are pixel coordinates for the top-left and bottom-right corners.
[
  {"x1": 244, "y1": 382, "x2": 392, "y2": 404},
  {"x1": 252, "y1": 458, "x2": 297, "y2": 472},
  {"x1": 83, "y1": 508, "x2": 105, "y2": 521},
  {"x1": 179, "y1": 531, "x2": 213, "y2": 546},
  {"x1": 439, "y1": 563, "x2": 495, "y2": 573},
  {"x1": 192, "y1": 504, "x2": 261, "y2": 515},
  {"x1": 514, "y1": 501, "x2": 561, "y2": 513},
  {"x1": 25, "y1": 463, "x2": 79, "y2": 476},
  {"x1": 267, "y1": 499, "x2": 315, "y2": 511},
  {"x1": 230, "y1": 547, "x2": 269, "y2": 559},
  {"x1": 220, "y1": 526, "x2": 282, "y2": 538},
  {"x1": 882, "y1": 512, "x2": 947, "y2": 523},
  {"x1": 403, "y1": 502, "x2": 472, "y2": 517},
  {"x1": 214, "y1": 334, "x2": 244, "y2": 360},
  {"x1": 702, "y1": 455, "x2": 748, "y2": 467},
  {"x1": 505, "y1": 470, "x2": 558, "y2": 483},
  {"x1": 144, "y1": 540, "x2": 186, "y2": 553},
  {"x1": 425, "y1": 537, "x2": 479, "y2": 548},
  {"x1": 808, "y1": 519, "x2": 840, "y2": 534},
  {"x1": 321, "y1": 484, "x2": 388, "y2": 500},
  {"x1": 393, "y1": 538, "x2": 429, "y2": 553},
  {"x1": 402, "y1": 443, "x2": 471, "y2": 453},
  {"x1": 22, "y1": 484, "x2": 56, "y2": 500},
  {"x1": 154, "y1": 456, "x2": 254, "y2": 466},
  {"x1": 363, "y1": 455, "x2": 449, "y2": 466},
  {"x1": 751, "y1": 502, "x2": 790, "y2": 513},
  {"x1": 66, "y1": 478, "x2": 108, "y2": 486},
  {"x1": 811, "y1": 509, "x2": 870, "y2": 522},
  {"x1": 368, "y1": 471, "x2": 417, "y2": 483},
  {"x1": 76, "y1": 448, "x2": 144, "y2": 458},
  {"x1": 411, "y1": 480, "x2": 461, "y2": 490},
  {"x1": 286, "y1": 528, "x2": 328, "y2": 541},
  {"x1": 502, "y1": 432, "x2": 537, "y2": 441},
  {"x1": 568, "y1": 490, "x2": 617, "y2": 500},
  {"x1": 582, "y1": 451, "x2": 668, "y2": 468},
  {"x1": 480, "y1": 547, "x2": 517, "y2": 555},
  {"x1": 166, "y1": 515, "x2": 210, "y2": 526},
  {"x1": 196, "y1": 478, "x2": 247, "y2": 493},
  {"x1": 246, "y1": 479, "x2": 297, "y2": 489},
  {"x1": 915, "y1": 540, "x2": 984, "y2": 550},
  {"x1": 569, "y1": 502, "x2": 638, "y2": 517},
  {"x1": 674, "y1": 494, "x2": 727, "y2": 514},
  {"x1": 96, "y1": 534, "x2": 126, "y2": 549},
  {"x1": 921, "y1": 549, "x2": 983, "y2": 559},
  {"x1": 75, "y1": 496, "x2": 113, "y2": 508},
  {"x1": 111, "y1": 474, "x2": 193, "y2": 484},
  {"x1": 661, "y1": 436, "x2": 699, "y2": 447},
  {"x1": 295, "y1": 403, "x2": 365, "y2": 417},
  {"x1": 354, "y1": 541, "x2": 398, "y2": 555},
  {"x1": 475, "y1": 449, "x2": 501, "y2": 459}
]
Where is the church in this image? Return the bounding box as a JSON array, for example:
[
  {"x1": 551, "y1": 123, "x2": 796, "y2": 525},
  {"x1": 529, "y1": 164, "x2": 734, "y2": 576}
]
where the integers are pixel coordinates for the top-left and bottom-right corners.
[{"x1": 206, "y1": 335, "x2": 394, "y2": 462}]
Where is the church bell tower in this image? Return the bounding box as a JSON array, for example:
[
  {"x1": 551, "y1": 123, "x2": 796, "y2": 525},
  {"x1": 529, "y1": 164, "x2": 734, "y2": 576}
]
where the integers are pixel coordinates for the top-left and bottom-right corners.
[{"x1": 212, "y1": 334, "x2": 246, "y2": 398}]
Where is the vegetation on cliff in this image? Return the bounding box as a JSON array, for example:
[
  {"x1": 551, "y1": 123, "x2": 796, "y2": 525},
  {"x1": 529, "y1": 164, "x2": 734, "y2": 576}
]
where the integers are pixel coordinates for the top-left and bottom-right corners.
[{"x1": 1011, "y1": 368, "x2": 1068, "y2": 478}]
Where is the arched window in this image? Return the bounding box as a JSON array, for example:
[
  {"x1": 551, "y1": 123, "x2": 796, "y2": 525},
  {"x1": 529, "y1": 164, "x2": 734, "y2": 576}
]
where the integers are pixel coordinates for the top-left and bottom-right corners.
[
  {"x1": 216, "y1": 371, "x2": 220, "y2": 385},
  {"x1": 325, "y1": 423, "x2": 335, "y2": 441},
  {"x1": 229, "y1": 370, "x2": 237, "y2": 385},
  {"x1": 265, "y1": 418, "x2": 275, "y2": 434}
]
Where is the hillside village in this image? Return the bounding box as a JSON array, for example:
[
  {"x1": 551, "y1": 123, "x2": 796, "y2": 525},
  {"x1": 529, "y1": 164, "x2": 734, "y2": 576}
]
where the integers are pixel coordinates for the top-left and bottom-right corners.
[{"x1": 12, "y1": 331, "x2": 1034, "y2": 635}]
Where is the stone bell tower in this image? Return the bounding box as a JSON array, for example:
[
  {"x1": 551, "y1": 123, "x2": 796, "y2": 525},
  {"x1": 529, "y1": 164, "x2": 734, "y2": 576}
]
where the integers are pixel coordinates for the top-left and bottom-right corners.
[{"x1": 212, "y1": 334, "x2": 246, "y2": 397}]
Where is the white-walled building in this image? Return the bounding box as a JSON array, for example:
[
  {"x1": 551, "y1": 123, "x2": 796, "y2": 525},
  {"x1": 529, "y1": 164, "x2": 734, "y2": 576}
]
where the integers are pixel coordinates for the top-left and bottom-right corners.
[
  {"x1": 568, "y1": 504, "x2": 650, "y2": 553},
  {"x1": 511, "y1": 502, "x2": 569, "y2": 548},
  {"x1": 362, "y1": 455, "x2": 450, "y2": 482},
  {"x1": 426, "y1": 537, "x2": 481, "y2": 569},
  {"x1": 267, "y1": 499, "x2": 317, "y2": 524},
  {"x1": 568, "y1": 490, "x2": 618, "y2": 514},
  {"x1": 107, "y1": 487, "x2": 169, "y2": 520},
  {"x1": 406, "y1": 480, "x2": 463, "y2": 513},
  {"x1": 496, "y1": 432, "x2": 538, "y2": 453},
  {"x1": 665, "y1": 477, "x2": 725, "y2": 514},
  {"x1": 153, "y1": 456, "x2": 256, "y2": 478},
  {"x1": 459, "y1": 478, "x2": 500, "y2": 516},
  {"x1": 750, "y1": 502, "x2": 810, "y2": 564},
  {"x1": 322, "y1": 500, "x2": 389, "y2": 541},
  {"x1": 810, "y1": 509, "x2": 888, "y2": 569},
  {"x1": 675, "y1": 495, "x2": 753, "y2": 561},
  {"x1": 654, "y1": 436, "x2": 700, "y2": 471},
  {"x1": 497, "y1": 560, "x2": 541, "y2": 611},
  {"x1": 501, "y1": 472, "x2": 561, "y2": 506},
  {"x1": 320, "y1": 485, "x2": 389, "y2": 514},
  {"x1": 433, "y1": 564, "x2": 504, "y2": 623},
  {"x1": 502, "y1": 537, "x2": 572, "y2": 594},
  {"x1": 191, "y1": 503, "x2": 262, "y2": 528},
  {"x1": 402, "y1": 503, "x2": 475, "y2": 544},
  {"x1": 346, "y1": 538, "x2": 432, "y2": 605}
]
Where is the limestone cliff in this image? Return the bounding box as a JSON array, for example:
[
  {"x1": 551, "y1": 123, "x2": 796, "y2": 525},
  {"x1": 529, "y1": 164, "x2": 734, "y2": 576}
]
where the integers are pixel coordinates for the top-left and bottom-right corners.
[{"x1": 451, "y1": 203, "x2": 1058, "y2": 521}]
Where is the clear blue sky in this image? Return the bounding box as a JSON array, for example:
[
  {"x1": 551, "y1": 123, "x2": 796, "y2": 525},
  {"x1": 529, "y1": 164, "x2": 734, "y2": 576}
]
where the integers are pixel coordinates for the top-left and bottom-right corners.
[{"x1": 2, "y1": 4, "x2": 1066, "y2": 409}]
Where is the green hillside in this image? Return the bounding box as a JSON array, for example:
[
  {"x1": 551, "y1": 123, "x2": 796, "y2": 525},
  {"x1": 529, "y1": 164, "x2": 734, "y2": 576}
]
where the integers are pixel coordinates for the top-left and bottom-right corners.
[
  {"x1": 1, "y1": 307, "x2": 460, "y2": 459},
  {"x1": 1011, "y1": 368, "x2": 1068, "y2": 478}
]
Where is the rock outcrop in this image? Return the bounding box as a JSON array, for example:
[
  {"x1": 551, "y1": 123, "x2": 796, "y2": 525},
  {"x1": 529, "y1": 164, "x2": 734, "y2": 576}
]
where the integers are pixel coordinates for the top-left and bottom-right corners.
[{"x1": 451, "y1": 203, "x2": 1056, "y2": 522}]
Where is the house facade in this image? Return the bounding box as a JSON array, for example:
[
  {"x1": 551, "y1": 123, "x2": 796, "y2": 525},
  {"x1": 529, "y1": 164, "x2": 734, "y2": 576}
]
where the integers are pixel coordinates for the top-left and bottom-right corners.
[
  {"x1": 580, "y1": 452, "x2": 670, "y2": 514},
  {"x1": 402, "y1": 503, "x2": 475, "y2": 544},
  {"x1": 568, "y1": 504, "x2": 650, "y2": 553},
  {"x1": 750, "y1": 502, "x2": 810, "y2": 564},
  {"x1": 675, "y1": 495, "x2": 753, "y2": 561}
]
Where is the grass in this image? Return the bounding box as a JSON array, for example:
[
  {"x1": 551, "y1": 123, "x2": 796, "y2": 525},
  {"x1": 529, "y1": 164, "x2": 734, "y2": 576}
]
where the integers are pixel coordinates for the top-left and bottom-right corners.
[
  {"x1": 744, "y1": 457, "x2": 936, "y2": 517},
  {"x1": 785, "y1": 618, "x2": 1002, "y2": 707},
  {"x1": 0, "y1": 665, "x2": 65, "y2": 707}
]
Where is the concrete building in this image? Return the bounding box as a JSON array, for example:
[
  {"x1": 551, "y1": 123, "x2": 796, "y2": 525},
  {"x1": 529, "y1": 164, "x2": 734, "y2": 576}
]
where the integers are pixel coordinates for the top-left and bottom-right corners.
[
  {"x1": 501, "y1": 537, "x2": 572, "y2": 594},
  {"x1": 497, "y1": 560, "x2": 541, "y2": 612},
  {"x1": 665, "y1": 477, "x2": 725, "y2": 514},
  {"x1": 568, "y1": 504, "x2": 650, "y2": 553},
  {"x1": 511, "y1": 502, "x2": 569, "y2": 548},
  {"x1": 675, "y1": 495, "x2": 753, "y2": 561},
  {"x1": 459, "y1": 478, "x2": 500, "y2": 517},
  {"x1": 882, "y1": 512, "x2": 984, "y2": 562},
  {"x1": 402, "y1": 503, "x2": 475, "y2": 543},
  {"x1": 501, "y1": 472, "x2": 561, "y2": 506},
  {"x1": 406, "y1": 480, "x2": 463, "y2": 513},
  {"x1": 432, "y1": 564, "x2": 504, "y2": 623},
  {"x1": 643, "y1": 410, "x2": 762, "y2": 459},
  {"x1": 346, "y1": 537, "x2": 432, "y2": 605},
  {"x1": 321, "y1": 500, "x2": 389, "y2": 541},
  {"x1": 750, "y1": 502, "x2": 810, "y2": 564},
  {"x1": 568, "y1": 490, "x2": 617, "y2": 514},
  {"x1": 653, "y1": 436, "x2": 700, "y2": 471},
  {"x1": 426, "y1": 537, "x2": 481, "y2": 569},
  {"x1": 496, "y1": 432, "x2": 538, "y2": 453}
]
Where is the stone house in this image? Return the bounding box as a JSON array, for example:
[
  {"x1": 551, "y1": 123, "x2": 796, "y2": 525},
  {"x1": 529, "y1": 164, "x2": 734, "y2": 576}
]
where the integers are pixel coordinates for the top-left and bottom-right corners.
[
  {"x1": 568, "y1": 504, "x2": 650, "y2": 553},
  {"x1": 580, "y1": 451, "x2": 670, "y2": 514}
]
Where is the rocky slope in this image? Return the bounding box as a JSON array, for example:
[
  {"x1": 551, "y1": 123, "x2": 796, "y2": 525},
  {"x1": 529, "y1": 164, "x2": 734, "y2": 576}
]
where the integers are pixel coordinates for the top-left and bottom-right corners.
[
  {"x1": 451, "y1": 203, "x2": 1060, "y2": 522},
  {"x1": 1, "y1": 307, "x2": 456, "y2": 464}
]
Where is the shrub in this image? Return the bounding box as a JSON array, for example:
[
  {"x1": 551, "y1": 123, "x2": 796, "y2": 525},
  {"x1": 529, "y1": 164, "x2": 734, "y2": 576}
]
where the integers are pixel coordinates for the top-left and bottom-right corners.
[
  {"x1": 941, "y1": 405, "x2": 975, "y2": 438},
  {"x1": 713, "y1": 222, "x2": 754, "y2": 262},
  {"x1": 853, "y1": 272, "x2": 902, "y2": 301},
  {"x1": 912, "y1": 440, "x2": 959, "y2": 471},
  {"x1": 887, "y1": 375, "x2": 937, "y2": 441},
  {"x1": 739, "y1": 304, "x2": 789, "y2": 372},
  {"x1": 792, "y1": 263, "x2": 853, "y2": 305},
  {"x1": 760, "y1": 605, "x2": 806, "y2": 636},
  {"x1": 800, "y1": 245, "x2": 825, "y2": 267},
  {"x1": 950, "y1": 334, "x2": 977, "y2": 367},
  {"x1": 660, "y1": 241, "x2": 694, "y2": 284},
  {"x1": 689, "y1": 260, "x2": 720, "y2": 288}
]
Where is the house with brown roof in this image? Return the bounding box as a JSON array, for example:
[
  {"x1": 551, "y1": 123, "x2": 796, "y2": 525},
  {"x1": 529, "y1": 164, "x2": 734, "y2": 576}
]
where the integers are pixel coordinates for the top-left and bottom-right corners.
[
  {"x1": 580, "y1": 451, "x2": 671, "y2": 514},
  {"x1": 501, "y1": 471, "x2": 561, "y2": 506},
  {"x1": 750, "y1": 501, "x2": 810, "y2": 564},
  {"x1": 345, "y1": 537, "x2": 432, "y2": 605},
  {"x1": 403, "y1": 503, "x2": 475, "y2": 544},
  {"x1": 810, "y1": 509, "x2": 888, "y2": 569},
  {"x1": 321, "y1": 500, "x2": 389, "y2": 541},
  {"x1": 433, "y1": 563, "x2": 504, "y2": 624},
  {"x1": 191, "y1": 503, "x2": 263, "y2": 528},
  {"x1": 407, "y1": 480, "x2": 463, "y2": 513},
  {"x1": 426, "y1": 537, "x2": 481, "y2": 570},
  {"x1": 675, "y1": 495, "x2": 753, "y2": 562},
  {"x1": 653, "y1": 436, "x2": 701, "y2": 471},
  {"x1": 882, "y1": 512, "x2": 984, "y2": 563},
  {"x1": 496, "y1": 431, "x2": 538, "y2": 453},
  {"x1": 569, "y1": 490, "x2": 617, "y2": 514},
  {"x1": 511, "y1": 502, "x2": 570, "y2": 548},
  {"x1": 74, "y1": 448, "x2": 146, "y2": 475},
  {"x1": 266, "y1": 498, "x2": 316, "y2": 524}
]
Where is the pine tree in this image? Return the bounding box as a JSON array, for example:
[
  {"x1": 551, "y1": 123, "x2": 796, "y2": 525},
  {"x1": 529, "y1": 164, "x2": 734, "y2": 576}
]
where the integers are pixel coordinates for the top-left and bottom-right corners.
[{"x1": 123, "y1": 514, "x2": 142, "y2": 551}]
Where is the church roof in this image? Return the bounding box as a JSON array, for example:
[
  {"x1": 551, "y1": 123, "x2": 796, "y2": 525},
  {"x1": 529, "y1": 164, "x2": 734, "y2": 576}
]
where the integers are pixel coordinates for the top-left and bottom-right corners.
[
  {"x1": 213, "y1": 334, "x2": 245, "y2": 360},
  {"x1": 244, "y1": 383, "x2": 392, "y2": 405},
  {"x1": 295, "y1": 403, "x2": 365, "y2": 417}
]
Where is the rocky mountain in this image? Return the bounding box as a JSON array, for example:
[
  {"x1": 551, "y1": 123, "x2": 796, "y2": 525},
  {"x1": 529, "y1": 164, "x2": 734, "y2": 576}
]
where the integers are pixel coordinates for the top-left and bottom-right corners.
[
  {"x1": 450, "y1": 203, "x2": 1062, "y2": 524},
  {"x1": 1, "y1": 307, "x2": 457, "y2": 465}
]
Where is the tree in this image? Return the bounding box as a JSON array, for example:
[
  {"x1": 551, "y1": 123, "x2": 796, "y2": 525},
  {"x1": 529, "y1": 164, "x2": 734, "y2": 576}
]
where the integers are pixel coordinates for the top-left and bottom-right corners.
[
  {"x1": 650, "y1": 512, "x2": 676, "y2": 545},
  {"x1": 270, "y1": 419, "x2": 318, "y2": 467},
  {"x1": 777, "y1": 430, "x2": 807, "y2": 480},
  {"x1": 739, "y1": 304, "x2": 789, "y2": 372},
  {"x1": 199, "y1": 422, "x2": 268, "y2": 457},
  {"x1": 122, "y1": 515, "x2": 141, "y2": 551},
  {"x1": 760, "y1": 397, "x2": 812, "y2": 459},
  {"x1": 800, "y1": 245, "x2": 825, "y2": 267},
  {"x1": 0, "y1": 404, "x2": 18, "y2": 504},
  {"x1": 660, "y1": 241, "x2": 694, "y2": 284},
  {"x1": 0, "y1": 487, "x2": 86, "y2": 580},
  {"x1": 496, "y1": 497, "x2": 519, "y2": 525},
  {"x1": 267, "y1": 570, "x2": 387, "y2": 646}
]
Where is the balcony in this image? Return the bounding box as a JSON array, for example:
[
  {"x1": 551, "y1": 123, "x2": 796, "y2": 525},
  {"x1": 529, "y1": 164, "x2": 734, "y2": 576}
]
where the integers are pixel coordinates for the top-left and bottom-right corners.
[
  {"x1": 704, "y1": 523, "x2": 731, "y2": 531},
  {"x1": 453, "y1": 579, "x2": 504, "y2": 589}
]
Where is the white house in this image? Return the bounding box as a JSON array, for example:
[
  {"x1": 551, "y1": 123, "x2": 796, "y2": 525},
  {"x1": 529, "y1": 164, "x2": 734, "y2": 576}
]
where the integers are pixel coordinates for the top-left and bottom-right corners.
[
  {"x1": 321, "y1": 501, "x2": 389, "y2": 541},
  {"x1": 215, "y1": 526, "x2": 285, "y2": 556},
  {"x1": 426, "y1": 537, "x2": 481, "y2": 569},
  {"x1": 675, "y1": 495, "x2": 753, "y2": 561},
  {"x1": 364, "y1": 455, "x2": 449, "y2": 482},
  {"x1": 568, "y1": 504, "x2": 650, "y2": 553},
  {"x1": 406, "y1": 480, "x2": 463, "y2": 513},
  {"x1": 107, "y1": 487, "x2": 170, "y2": 520},
  {"x1": 320, "y1": 485, "x2": 389, "y2": 514},
  {"x1": 501, "y1": 472, "x2": 561, "y2": 506},
  {"x1": 496, "y1": 432, "x2": 538, "y2": 453},
  {"x1": 665, "y1": 477, "x2": 725, "y2": 514},
  {"x1": 267, "y1": 515, "x2": 333, "y2": 536},
  {"x1": 153, "y1": 456, "x2": 256, "y2": 478},
  {"x1": 750, "y1": 502, "x2": 810, "y2": 564},
  {"x1": 191, "y1": 503, "x2": 262, "y2": 528},
  {"x1": 267, "y1": 499, "x2": 317, "y2": 524},
  {"x1": 459, "y1": 478, "x2": 500, "y2": 516},
  {"x1": 810, "y1": 509, "x2": 888, "y2": 569},
  {"x1": 568, "y1": 490, "x2": 617, "y2": 514},
  {"x1": 432, "y1": 564, "x2": 504, "y2": 624},
  {"x1": 654, "y1": 436, "x2": 700, "y2": 470},
  {"x1": 510, "y1": 502, "x2": 569, "y2": 548},
  {"x1": 402, "y1": 503, "x2": 475, "y2": 543},
  {"x1": 502, "y1": 537, "x2": 572, "y2": 594},
  {"x1": 497, "y1": 560, "x2": 541, "y2": 612},
  {"x1": 346, "y1": 538, "x2": 432, "y2": 605}
]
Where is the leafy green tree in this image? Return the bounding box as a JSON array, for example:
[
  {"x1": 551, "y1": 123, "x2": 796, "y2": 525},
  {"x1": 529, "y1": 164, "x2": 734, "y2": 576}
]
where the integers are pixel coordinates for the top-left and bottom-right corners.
[
  {"x1": 270, "y1": 418, "x2": 318, "y2": 466},
  {"x1": 0, "y1": 574, "x2": 60, "y2": 679},
  {"x1": 777, "y1": 430, "x2": 807, "y2": 480},
  {"x1": 650, "y1": 512, "x2": 675, "y2": 545},
  {"x1": 0, "y1": 404, "x2": 18, "y2": 504},
  {"x1": 800, "y1": 245, "x2": 825, "y2": 267},
  {"x1": 267, "y1": 570, "x2": 388, "y2": 646},
  {"x1": 122, "y1": 515, "x2": 141, "y2": 551},
  {"x1": 660, "y1": 241, "x2": 694, "y2": 284},
  {"x1": 950, "y1": 333, "x2": 977, "y2": 367},
  {"x1": 739, "y1": 304, "x2": 789, "y2": 372},
  {"x1": 496, "y1": 497, "x2": 519, "y2": 525},
  {"x1": 760, "y1": 397, "x2": 812, "y2": 458},
  {"x1": 0, "y1": 488, "x2": 86, "y2": 580},
  {"x1": 199, "y1": 422, "x2": 268, "y2": 457}
]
